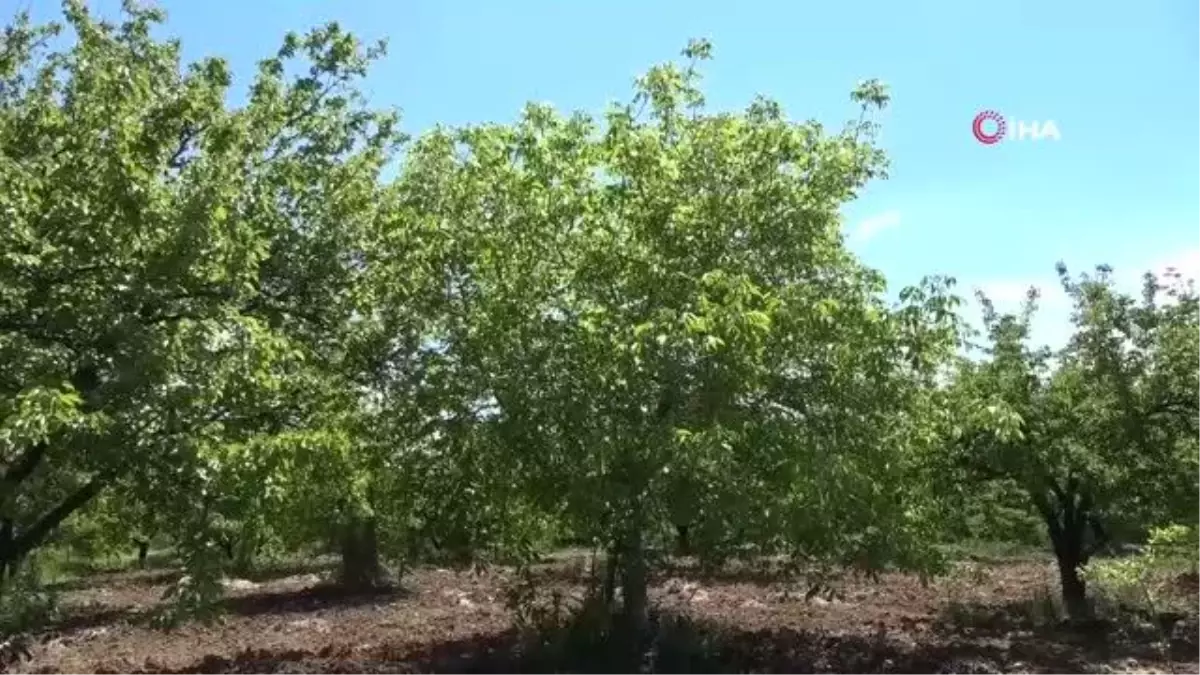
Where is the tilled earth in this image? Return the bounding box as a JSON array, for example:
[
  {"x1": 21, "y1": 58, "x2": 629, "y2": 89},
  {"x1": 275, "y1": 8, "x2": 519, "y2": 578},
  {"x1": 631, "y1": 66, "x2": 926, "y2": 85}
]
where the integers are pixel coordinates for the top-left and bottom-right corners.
[{"x1": 9, "y1": 554, "x2": 1199, "y2": 673}]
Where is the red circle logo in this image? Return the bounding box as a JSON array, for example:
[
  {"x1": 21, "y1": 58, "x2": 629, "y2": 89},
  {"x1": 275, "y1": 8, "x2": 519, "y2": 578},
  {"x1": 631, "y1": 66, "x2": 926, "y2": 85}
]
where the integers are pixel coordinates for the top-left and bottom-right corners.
[{"x1": 972, "y1": 110, "x2": 1007, "y2": 145}]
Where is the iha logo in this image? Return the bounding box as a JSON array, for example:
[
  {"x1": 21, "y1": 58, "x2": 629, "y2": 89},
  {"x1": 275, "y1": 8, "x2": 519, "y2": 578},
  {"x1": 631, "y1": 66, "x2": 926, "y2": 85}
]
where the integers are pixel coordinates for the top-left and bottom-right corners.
[{"x1": 972, "y1": 110, "x2": 1060, "y2": 144}]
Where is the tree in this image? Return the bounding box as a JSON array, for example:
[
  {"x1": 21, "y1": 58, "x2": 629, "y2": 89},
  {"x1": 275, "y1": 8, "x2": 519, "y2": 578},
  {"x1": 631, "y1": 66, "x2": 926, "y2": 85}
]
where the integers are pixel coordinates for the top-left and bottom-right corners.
[
  {"x1": 946, "y1": 263, "x2": 1199, "y2": 619},
  {"x1": 0, "y1": 0, "x2": 404, "y2": 601},
  {"x1": 1121, "y1": 268, "x2": 1200, "y2": 528},
  {"x1": 397, "y1": 39, "x2": 963, "y2": 651}
]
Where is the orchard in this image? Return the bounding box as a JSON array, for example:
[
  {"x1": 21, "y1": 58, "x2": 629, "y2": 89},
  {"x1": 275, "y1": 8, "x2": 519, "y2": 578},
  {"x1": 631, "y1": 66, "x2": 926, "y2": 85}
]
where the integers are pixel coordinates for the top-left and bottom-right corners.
[{"x1": 0, "y1": 3, "x2": 1195, "y2": 673}]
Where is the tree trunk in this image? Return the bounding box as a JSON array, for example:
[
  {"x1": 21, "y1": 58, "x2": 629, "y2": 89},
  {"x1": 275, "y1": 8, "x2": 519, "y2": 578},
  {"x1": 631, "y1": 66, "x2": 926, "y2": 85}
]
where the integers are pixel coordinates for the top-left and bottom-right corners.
[
  {"x1": 602, "y1": 545, "x2": 619, "y2": 608},
  {"x1": 619, "y1": 525, "x2": 649, "y2": 637},
  {"x1": 609, "y1": 524, "x2": 649, "y2": 671},
  {"x1": 230, "y1": 530, "x2": 260, "y2": 576},
  {"x1": 339, "y1": 516, "x2": 384, "y2": 591},
  {"x1": 134, "y1": 537, "x2": 150, "y2": 569},
  {"x1": 1040, "y1": 483, "x2": 1095, "y2": 621},
  {"x1": 1057, "y1": 553, "x2": 1089, "y2": 620},
  {"x1": 219, "y1": 535, "x2": 236, "y2": 562},
  {"x1": 0, "y1": 518, "x2": 15, "y2": 583},
  {"x1": 675, "y1": 523, "x2": 691, "y2": 556}
]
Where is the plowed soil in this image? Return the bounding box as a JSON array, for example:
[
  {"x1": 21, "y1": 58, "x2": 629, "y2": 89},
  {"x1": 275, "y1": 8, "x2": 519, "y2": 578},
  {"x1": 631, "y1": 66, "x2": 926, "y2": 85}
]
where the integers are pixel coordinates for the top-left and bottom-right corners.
[{"x1": 8, "y1": 553, "x2": 1199, "y2": 673}]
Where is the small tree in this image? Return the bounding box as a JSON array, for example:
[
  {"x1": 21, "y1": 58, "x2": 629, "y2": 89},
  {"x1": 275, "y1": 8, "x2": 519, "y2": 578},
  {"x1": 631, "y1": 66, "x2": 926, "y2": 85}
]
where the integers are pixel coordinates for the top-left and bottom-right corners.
[{"x1": 946, "y1": 263, "x2": 1199, "y2": 619}]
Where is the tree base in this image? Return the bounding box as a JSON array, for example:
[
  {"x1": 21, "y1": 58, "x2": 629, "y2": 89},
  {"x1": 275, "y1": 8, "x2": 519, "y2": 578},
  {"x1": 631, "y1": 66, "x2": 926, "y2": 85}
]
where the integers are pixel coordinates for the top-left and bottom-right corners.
[{"x1": 338, "y1": 517, "x2": 388, "y2": 592}]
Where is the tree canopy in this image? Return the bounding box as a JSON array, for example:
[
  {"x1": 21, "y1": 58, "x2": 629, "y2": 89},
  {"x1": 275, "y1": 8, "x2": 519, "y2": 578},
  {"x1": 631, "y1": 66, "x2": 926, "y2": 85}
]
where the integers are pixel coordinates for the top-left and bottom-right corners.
[
  {"x1": 0, "y1": 0, "x2": 405, "y2": 600},
  {"x1": 0, "y1": 1, "x2": 1195, "y2": 638}
]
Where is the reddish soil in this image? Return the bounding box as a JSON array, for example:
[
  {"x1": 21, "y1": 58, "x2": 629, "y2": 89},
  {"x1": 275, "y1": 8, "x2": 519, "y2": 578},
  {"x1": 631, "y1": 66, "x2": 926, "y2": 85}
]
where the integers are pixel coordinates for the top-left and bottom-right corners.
[{"x1": 7, "y1": 555, "x2": 1198, "y2": 673}]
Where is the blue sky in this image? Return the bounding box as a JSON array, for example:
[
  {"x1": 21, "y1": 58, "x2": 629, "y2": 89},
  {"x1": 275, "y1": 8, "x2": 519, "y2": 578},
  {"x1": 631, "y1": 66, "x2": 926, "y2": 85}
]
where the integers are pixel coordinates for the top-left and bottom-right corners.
[{"x1": 25, "y1": 0, "x2": 1200, "y2": 346}]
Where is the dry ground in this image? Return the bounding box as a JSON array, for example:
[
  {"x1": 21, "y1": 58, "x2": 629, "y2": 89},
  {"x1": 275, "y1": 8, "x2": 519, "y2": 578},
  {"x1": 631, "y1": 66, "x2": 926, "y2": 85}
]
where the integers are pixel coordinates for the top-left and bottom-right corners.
[{"x1": 7, "y1": 552, "x2": 1198, "y2": 673}]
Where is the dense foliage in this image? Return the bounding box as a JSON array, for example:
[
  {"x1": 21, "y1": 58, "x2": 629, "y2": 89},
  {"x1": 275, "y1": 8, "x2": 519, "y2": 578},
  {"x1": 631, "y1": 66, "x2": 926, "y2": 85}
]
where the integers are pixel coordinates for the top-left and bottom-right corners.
[
  {"x1": 0, "y1": 0, "x2": 1195, "y2": 639},
  {"x1": 944, "y1": 265, "x2": 1198, "y2": 617}
]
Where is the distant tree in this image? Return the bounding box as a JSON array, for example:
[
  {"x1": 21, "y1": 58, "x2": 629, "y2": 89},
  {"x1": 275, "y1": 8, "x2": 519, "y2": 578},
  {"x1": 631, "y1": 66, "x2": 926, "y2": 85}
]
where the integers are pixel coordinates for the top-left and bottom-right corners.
[{"x1": 945, "y1": 263, "x2": 1199, "y2": 619}]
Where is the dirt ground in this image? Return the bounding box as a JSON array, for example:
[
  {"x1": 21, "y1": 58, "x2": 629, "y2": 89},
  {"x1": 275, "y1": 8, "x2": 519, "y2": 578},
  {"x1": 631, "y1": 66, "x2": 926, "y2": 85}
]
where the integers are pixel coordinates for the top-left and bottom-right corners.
[{"x1": 7, "y1": 553, "x2": 1199, "y2": 674}]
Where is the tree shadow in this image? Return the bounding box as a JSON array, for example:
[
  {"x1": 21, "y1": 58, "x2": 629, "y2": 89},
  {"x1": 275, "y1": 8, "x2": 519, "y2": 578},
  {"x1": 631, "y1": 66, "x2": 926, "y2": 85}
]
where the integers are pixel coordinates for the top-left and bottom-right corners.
[
  {"x1": 657, "y1": 560, "x2": 803, "y2": 587},
  {"x1": 149, "y1": 606, "x2": 1199, "y2": 674},
  {"x1": 218, "y1": 582, "x2": 410, "y2": 619},
  {"x1": 656, "y1": 557, "x2": 887, "y2": 592},
  {"x1": 40, "y1": 605, "x2": 137, "y2": 636},
  {"x1": 522, "y1": 555, "x2": 820, "y2": 589},
  {"x1": 424, "y1": 547, "x2": 848, "y2": 589},
  {"x1": 932, "y1": 596, "x2": 1199, "y2": 664},
  {"x1": 34, "y1": 581, "x2": 409, "y2": 646}
]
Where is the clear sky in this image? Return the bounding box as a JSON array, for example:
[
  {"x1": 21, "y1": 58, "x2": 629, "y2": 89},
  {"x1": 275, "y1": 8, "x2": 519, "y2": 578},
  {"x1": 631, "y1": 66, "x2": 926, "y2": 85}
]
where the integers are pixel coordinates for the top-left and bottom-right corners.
[{"x1": 24, "y1": 0, "x2": 1200, "y2": 347}]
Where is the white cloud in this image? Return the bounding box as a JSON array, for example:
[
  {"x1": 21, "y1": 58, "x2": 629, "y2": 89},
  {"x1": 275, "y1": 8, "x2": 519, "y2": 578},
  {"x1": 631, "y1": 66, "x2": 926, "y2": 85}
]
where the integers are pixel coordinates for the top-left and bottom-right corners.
[{"x1": 850, "y1": 210, "x2": 901, "y2": 243}]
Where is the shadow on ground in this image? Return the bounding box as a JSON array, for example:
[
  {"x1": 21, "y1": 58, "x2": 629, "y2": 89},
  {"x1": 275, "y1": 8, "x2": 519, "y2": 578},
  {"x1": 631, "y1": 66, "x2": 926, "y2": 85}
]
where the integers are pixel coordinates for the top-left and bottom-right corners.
[
  {"x1": 932, "y1": 596, "x2": 1200, "y2": 665},
  {"x1": 119, "y1": 607, "x2": 1198, "y2": 674},
  {"x1": 20, "y1": 559, "x2": 1198, "y2": 674},
  {"x1": 34, "y1": 579, "x2": 407, "y2": 644},
  {"x1": 219, "y1": 583, "x2": 407, "y2": 619},
  {"x1": 526, "y1": 555, "x2": 850, "y2": 589}
]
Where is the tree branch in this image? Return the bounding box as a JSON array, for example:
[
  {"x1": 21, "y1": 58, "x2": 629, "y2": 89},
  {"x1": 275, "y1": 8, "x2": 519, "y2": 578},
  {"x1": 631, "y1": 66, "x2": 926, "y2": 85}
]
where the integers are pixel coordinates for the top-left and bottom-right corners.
[
  {"x1": 257, "y1": 78, "x2": 346, "y2": 168},
  {"x1": 137, "y1": 286, "x2": 328, "y2": 330},
  {"x1": 167, "y1": 123, "x2": 207, "y2": 170},
  {"x1": 0, "y1": 316, "x2": 82, "y2": 352},
  {"x1": 1046, "y1": 477, "x2": 1071, "y2": 511},
  {"x1": 1030, "y1": 488, "x2": 1058, "y2": 529},
  {"x1": 6, "y1": 475, "x2": 107, "y2": 564},
  {"x1": 0, "y1": 442, "x2": 48, "y2": 494}
]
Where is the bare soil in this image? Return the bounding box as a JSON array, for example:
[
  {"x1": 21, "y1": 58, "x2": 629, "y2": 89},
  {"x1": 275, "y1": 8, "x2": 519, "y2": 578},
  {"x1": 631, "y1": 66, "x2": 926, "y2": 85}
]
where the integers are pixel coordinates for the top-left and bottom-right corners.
[{"x1": 8, "y1": 554, "x2": 1199, "y2": 673}]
